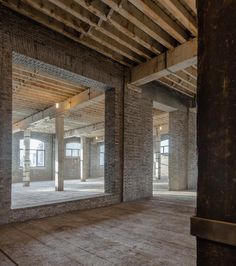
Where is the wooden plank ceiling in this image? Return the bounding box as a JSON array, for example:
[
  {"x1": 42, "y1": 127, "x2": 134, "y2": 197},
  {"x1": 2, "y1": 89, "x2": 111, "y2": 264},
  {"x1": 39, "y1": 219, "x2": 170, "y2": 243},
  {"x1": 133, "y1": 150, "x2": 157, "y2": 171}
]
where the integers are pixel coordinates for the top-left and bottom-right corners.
[
  {"x1": 3, "y1": 0, "x2": 197, "y2": 128},
  {"x1": 13, "y1": 61, "x2": 105, "y2": 135},
  {"x1": 13, "y1": 63, "x2": 87, "y2": 123},
  {"x1": 1, "y1": 0, "x2": 197, "y2": 66}
]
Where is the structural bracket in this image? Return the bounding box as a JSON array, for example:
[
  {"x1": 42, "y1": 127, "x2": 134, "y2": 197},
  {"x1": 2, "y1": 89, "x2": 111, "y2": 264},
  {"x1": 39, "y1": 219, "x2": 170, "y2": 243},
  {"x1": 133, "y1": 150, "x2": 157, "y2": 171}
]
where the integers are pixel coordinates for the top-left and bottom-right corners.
[{"x1": 191, "y1": 216, "x2": 236, "y2": 247}]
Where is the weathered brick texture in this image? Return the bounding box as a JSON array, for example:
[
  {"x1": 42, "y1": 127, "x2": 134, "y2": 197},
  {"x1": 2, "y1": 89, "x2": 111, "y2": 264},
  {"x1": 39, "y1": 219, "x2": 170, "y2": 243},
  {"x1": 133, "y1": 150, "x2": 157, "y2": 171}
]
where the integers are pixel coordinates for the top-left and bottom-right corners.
[
  {"x1": 123, "y1": 87, "x2": 153, "y2": 201},
  {"x1": 0, "y1": 5, "x2": 124, "y2": 224},
  {"x1": 105, "y1": 87, "x2": 123, "y2": 198},
  {"x1": 169, "y1": 109, "x2": 198, "y2": 191},
  {"x1": 187, "y1": 110, "x2": 198, "y2": 190},
  {"x1": 169, "y1": 110, "x2": 188, "y2": 190},
  {"x1": 0, "y1": 39, "x2": 12, "y2": 212},
  {"x1": 89, "y1": 142, "x2": 104, "y2": 178}
]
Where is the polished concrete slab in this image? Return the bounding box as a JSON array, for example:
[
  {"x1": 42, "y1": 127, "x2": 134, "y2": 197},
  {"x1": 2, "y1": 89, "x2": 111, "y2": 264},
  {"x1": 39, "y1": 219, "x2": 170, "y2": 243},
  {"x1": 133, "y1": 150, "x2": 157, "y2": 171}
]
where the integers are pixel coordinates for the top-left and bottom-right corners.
[
  {"x1": 0, "y1": 194, "x2": 196, "y2": 266},
  {"x1": 12, "y1": 177, "x2": 105, "y2": 209}
]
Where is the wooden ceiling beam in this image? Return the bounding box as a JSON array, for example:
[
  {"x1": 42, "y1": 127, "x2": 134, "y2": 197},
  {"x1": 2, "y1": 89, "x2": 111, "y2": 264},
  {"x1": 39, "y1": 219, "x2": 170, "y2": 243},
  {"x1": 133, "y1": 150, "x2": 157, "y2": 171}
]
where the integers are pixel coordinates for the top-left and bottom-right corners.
[
  {"x1": 156, "y1": 0, "x2": 197, "y2": 36},
  {"x1": 13, "y1": 72, "x2": 83, "y2": 96},
  {"x1": 171, "y1": 70, "x2": 197, "y2": 87},
  {"x1": 74, "y1": 0, "x2": 154, "y2": 59},
  {"x1": 64, "y1": 122, "x2": 104, "y2": 138},
  {"x1": 22, "y1": 0, "x2": 143, "y2": 64},
  {"x1": 76, "y1": 0, "x2": 164, "y2": 55},
  {"x1": 181, "y1": 0, "x2": 197, "y2": 15},
  {"x1": 101, "y1": 0, "x2": 176, "y2": 49},
  {"x1": 131, "y1": 38, "x2": 197, "y2": 86},
  {"x1": 13, "y1": 92, "x2": 64, "y2": 103},
  {"x1": 109, "y1": 11, "x2": 163, "y2": 55},
  {"x1": 13, "y1": 81, "x2": 68, "y2": 98},
  {"x1": 13, "y1": 71, "x2": 80, "y2": 93},
  {"x1": 128, "y1": 0, "x2": 189, "y2": 43},
  {"x1": 165, "y1": 74, "x2": 196, "y2": 93},
  {"x1": 182, "y1": 66, "x2": 197, "y2": 80},
  {"x1": 74, "y1": 0, "x2": 108, "y2": 21},
  {"x1": 0, "y1": 0, "x2": 132, "y2": 67},
  {"x1": 13, "y1": 89, "x2": 104, "y2": 131},
  {"x1": 158, "y1": 77, "x2": 195, "y2": 97},
  {"x1": 13, "y1": 65, "x2": 86, "y2": 92}
]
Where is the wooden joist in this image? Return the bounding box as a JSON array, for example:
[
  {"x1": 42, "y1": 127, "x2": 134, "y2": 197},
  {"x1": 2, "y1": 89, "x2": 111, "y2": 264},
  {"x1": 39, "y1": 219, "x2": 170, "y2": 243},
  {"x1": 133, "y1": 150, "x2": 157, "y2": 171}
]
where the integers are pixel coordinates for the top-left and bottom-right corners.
[
  {"x1": 22, "y1": 0, "x2": 144, "y2": 64},
  {"x1": 130, "y1": 38, "x2": 197, "y2": 87},
  {"x1": 1, "y1": 0, "x2": 197, "y2": 68},
  {"x1": 101, "y1": 0, "x2": 176, "y2": 49},
  {"x1": 156, "y1": 0, "x2": 197, "y2": 36},
  {"x1": 128, "y1": 0, "x2": 188, "y2": 43},
  {"x1": 0, "y1": 0, "x2": 133, "y2": 67},
  {"x1": 13, "y1": 89, "x2": 104, "y2": 131},
  {"x1": 182, "y1": 0, "x2": 197, "y2": 15}
]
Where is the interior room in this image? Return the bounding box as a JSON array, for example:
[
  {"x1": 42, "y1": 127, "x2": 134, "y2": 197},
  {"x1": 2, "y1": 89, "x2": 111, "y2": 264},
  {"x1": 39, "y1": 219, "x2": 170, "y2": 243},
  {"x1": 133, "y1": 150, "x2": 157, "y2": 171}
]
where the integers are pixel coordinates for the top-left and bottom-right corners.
[
  {"x1": 11, "y1": 53, "x2": 106, "y2": 208},
  {"x1": 0, "y1": 1, "x2": 235, "y2": 265}
]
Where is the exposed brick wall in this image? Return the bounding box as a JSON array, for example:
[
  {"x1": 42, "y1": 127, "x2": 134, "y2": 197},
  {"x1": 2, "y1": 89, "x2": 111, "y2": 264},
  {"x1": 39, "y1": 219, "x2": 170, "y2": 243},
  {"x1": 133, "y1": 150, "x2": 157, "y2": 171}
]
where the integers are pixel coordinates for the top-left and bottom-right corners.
[
  {"x1": 187, "y1": 110, "x2": 198, "y2": 190},
  {"x1": 89, "y1": 142, "x2": 104, "y2": 178},
  {"x1": 0, "y1": 33, "x2": 12, "y2": 213},
  {"x1": 0, "y1": 5, "x2": 124, "y2": 224},
  {"x1": 0, "y1": 6, "x2": 124, "y2": 89},
  {"x1": 105, "y1": 87, "x2": 123, "y2": 198},
  {"x1": 169, "y1": 109, "x2": 198, "y2": 191},
  {"x1": 169, "y1": 110, "x2": 188, "y2": 190},
  {"x1": 123, "y1": 87, "x2": 153, "y2": 201}
]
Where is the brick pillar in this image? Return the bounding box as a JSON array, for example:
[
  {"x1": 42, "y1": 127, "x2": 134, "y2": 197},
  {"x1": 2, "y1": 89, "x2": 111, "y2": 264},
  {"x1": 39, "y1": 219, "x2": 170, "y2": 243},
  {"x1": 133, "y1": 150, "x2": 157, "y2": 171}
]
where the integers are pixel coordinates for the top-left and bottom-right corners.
[
  {"x1": 169, "y1": 110, "x2": 188, "y2": 190},
  {"x1": 80, "y1": 136, "x2": 89, "y2": 182},
  {"x1": 194, "y1": 1, "x2": 236, "y2": 264},
  {"x1": 104, "y1": 87, "x2": 123, "y2": 197},
  {"x1": 23, "y1": 129, "x2": 31, "y2": 187},
  {"x1": 55, "y1": 116, "x2": 64, "y2": 191},
  {"x1": 187, "y1": 109, "x2": 197, "y2": 190},
  {"x1": 0, "y1": 38, "x2": 12, "y2": 212},
  {"x1": 123, "y1": 85, "x2": 153, "y2": 201}
]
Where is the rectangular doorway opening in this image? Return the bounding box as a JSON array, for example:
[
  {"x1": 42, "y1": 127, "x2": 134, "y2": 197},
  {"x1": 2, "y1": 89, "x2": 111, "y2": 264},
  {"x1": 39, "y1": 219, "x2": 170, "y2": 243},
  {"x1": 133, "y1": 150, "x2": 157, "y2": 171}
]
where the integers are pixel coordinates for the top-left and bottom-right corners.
[
  {"x1": 153, "y1": 109, "x2": 169, "y2": 195},
  {"x1": 11, "y1": 52, "x2": 106, "y2": 209}
]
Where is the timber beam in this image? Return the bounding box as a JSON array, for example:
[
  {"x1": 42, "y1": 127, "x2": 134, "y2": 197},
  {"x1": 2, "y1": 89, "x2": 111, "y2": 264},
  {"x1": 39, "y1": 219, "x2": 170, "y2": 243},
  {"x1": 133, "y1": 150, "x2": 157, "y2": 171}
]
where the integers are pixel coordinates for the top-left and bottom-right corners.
[
  {"x1": 130, "y1": 38, "x2": 197, "y2": 86},
  {"x1": 13, "y1": 89, "x2": 104, "y2": 131}
]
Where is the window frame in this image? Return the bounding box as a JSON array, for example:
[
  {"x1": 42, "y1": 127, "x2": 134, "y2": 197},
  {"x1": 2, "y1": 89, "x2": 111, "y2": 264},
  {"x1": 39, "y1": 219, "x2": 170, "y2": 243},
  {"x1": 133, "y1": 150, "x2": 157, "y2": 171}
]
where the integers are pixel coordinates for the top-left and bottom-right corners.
[
  {"x1": 65, "y1": 142, "x2": 80, "y2": 158},
  {"x1": 19, "y1": 139, "x2": 46, "y2": 168}
]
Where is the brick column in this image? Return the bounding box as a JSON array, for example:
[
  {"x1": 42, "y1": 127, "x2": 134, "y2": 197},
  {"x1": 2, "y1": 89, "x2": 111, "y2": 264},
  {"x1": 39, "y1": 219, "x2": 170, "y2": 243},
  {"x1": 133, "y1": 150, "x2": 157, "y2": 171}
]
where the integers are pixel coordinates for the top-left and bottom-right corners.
[
  {"x1": 123, "y1": 86, "x2": 153, "y2": 201},
  {"x1": 55, "y1": 116, "x2": 64, "y2": 191},
  {"x1": 187, "y1": 109, "x2": 197, "y2": 190},
  {"x1": 169, "y1": 110, "x2": 188, "y2": 190},
  {"x1": 105, "y1": 87, "x2": 123, "y2": 198},
  {"x1": 0, "y1": 38, "x2": 12, "y2": 212},
  {"x1": 23, "y1": 129, "x2": 31, "y2": 187}
]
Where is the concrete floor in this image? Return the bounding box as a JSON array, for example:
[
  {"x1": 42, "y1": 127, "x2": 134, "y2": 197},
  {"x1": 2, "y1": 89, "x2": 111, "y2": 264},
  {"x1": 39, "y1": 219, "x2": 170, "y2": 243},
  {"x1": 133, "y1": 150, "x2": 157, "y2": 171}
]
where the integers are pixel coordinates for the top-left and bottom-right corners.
[
  {"x1": 153, "y1": 176, "x2": 197, "y2": 199},
  {"x1": 12, "y1": 176, "x2": 196, "y2": 209},
  {"x1": 0, "y1": 194, "x2": 196, "y2": 266},
  {"x1": 12, "y1": 178, "x2": 105, "y2": 209}
]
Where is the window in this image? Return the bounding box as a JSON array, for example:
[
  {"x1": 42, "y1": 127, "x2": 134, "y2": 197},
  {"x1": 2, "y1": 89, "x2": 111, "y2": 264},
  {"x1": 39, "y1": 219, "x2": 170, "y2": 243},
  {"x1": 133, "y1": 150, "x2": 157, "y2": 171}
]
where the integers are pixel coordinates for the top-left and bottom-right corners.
[
  {"x1": 160, "y1": 139, "x2": 169, "y2": 154},
  {"x1": 66, "y1": 142, "x2": 80, "y2": 157},
  {"x1": 20, "y1": 139, "x2": 45, "y2": 167},
  {"x1": 99, "y1": 144, "x2": 104, "y2": 166}
]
